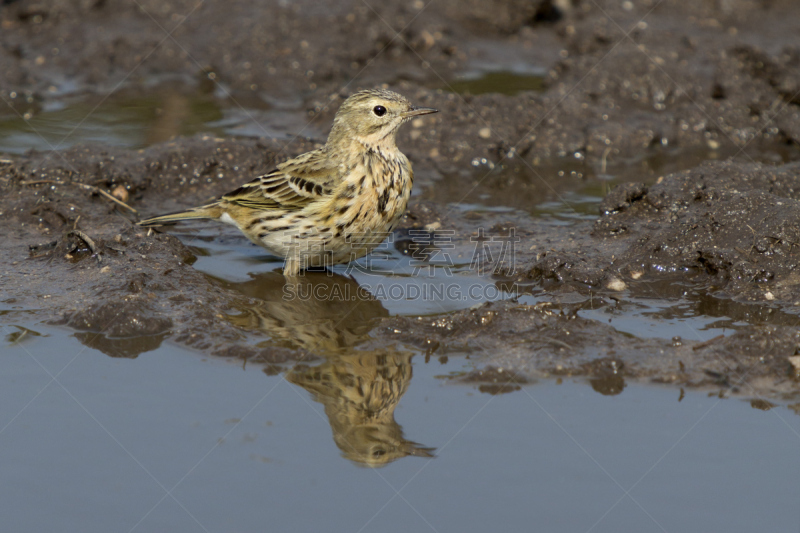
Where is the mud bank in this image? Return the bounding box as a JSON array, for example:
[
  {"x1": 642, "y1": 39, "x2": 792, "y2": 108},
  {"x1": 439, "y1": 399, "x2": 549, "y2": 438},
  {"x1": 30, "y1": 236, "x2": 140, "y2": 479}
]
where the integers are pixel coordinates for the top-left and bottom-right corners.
[{"x1": 3, "y1": 139, "x2": 800, "y2": 400}]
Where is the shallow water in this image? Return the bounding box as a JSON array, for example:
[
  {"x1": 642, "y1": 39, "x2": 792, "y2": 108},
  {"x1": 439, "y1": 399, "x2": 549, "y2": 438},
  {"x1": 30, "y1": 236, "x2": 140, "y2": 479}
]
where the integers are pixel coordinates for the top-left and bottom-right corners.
[
  {"x1": 0, "y1": 84, "x2": 318, "y2": 154},
  {"x1": 3, "y1": 325, "x2": 799, "y2": 532},
  {"x1": 443, "y1": 70, "x2": 546, "y2": 96},
  {"x1": 4, "y1": 84, "x2": 800, "y2": 531},
  {"x1": 185, "y1": 225, "x2": 789, "y2": 347},
  {"x1": 182, "y1": 225, "x2": 521, "y2": 319},
  {"x1": 426, "y1": 144, "x2": 800, "y2": 224}
]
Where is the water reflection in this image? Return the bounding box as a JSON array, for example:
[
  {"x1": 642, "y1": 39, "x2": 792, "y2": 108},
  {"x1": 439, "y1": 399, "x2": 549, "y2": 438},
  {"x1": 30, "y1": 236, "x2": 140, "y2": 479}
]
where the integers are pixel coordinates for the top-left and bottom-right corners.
[
  {"x1": 426, "y1": 145, "x2": 800, "y2": 222},
  {"x1": 589, "y1": 375, "x2": 626, "y2": 396},
  {"x1": 73, "y1": 331, "x2": 169, "y2": 359},
  {"x1": 0, "y1": 85, "x2": 223, "y2": 153},
  {"x1": 222, "y1": 271, "x2": 434, "y2": 466},
  {"x1": 287, "y1": 351, "x2": 434, "y2": 466},
  {"x1": 443, "y1": 71, "x2": 545, "y2": 96},
  {"x1": 223, "y1": 271, "x2": 388, "y2": 353},
  {"x1": 0, "y1": 82, "x2": 317, "y2": 154}
]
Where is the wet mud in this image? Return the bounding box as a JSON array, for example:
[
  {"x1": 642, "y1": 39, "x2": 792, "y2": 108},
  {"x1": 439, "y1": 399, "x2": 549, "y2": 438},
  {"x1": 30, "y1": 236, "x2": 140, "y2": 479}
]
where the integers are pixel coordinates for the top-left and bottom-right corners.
[{"x1": 3, "y1": 0, "x2": 800, "y2": 401}]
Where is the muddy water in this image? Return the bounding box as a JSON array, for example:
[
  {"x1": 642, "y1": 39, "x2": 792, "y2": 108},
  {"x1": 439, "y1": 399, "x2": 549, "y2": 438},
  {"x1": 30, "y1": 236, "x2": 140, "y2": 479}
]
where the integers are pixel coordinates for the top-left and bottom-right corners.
[{"x1": 4, "y1": 87, "x2": 800, "y2": 531}]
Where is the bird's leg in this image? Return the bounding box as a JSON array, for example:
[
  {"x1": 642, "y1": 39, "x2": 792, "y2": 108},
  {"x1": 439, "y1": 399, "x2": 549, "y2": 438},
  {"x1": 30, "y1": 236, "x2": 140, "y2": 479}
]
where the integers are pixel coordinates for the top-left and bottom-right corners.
[{"x1": 283, "y1": 257, "x2": 301, "y2": 278}]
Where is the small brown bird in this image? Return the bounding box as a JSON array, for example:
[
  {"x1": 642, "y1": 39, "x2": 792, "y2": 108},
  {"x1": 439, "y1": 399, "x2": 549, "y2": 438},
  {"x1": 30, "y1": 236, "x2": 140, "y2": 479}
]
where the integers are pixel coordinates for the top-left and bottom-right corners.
[{"x1": 138, "y1": 89, "x2": 437, "y2": 276}]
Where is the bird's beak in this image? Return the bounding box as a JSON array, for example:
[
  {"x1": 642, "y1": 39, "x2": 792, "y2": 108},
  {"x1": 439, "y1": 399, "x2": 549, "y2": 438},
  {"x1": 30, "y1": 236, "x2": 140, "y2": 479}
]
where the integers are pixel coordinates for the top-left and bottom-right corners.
[{"x1": 402, "y1": 106, "x2": 438, "y2": 118}]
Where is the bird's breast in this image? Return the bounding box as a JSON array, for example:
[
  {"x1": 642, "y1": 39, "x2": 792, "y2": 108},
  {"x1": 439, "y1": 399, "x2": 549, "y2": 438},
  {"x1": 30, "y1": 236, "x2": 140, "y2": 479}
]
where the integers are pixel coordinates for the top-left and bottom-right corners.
[{"x1": 323, "y1": 155, "x2": 411, "y2": 235}]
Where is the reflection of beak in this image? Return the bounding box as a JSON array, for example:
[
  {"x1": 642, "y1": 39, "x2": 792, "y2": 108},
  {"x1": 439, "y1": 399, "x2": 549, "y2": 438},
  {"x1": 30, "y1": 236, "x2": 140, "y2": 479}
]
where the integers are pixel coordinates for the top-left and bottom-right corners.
[
  {"x1": 402, "y1": 106, "x2": 439, "y2": 118},
  {"x1": 406, "y1": 444, "x2": 436, "y2": 458}
]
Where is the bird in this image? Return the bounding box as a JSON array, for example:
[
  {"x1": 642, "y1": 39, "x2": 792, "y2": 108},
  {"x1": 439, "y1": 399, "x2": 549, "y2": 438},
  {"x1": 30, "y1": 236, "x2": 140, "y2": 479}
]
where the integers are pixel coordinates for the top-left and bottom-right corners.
[{"x1": 137, "y1": 88, "x2": 438, "y2": 276}]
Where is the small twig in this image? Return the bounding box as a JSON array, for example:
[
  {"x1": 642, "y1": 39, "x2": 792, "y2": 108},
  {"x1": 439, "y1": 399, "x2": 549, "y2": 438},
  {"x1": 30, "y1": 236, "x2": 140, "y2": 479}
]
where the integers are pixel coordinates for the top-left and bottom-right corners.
[
  {"x1": 600, "y1": 147, "x2": 612, "y2": 174},
  {"x1": 20, "y1": 179, "x2": 67, "y2": 185},
  {"x1": 75, "y1": 183, "x2": 138, "y2": 213},
  {"x1": 104, "y1": 244, "x2": 125, "y2": 254},
  {"x1": 67, "y1": 229, "x2": 100, "y2": 261},
  {"x1": 28, "y1": 240, "x2": 58, "y2": 259},
  {"x1": 29, "y1": 240, "x2": 58, "y2": 252},
  {"x1": 12, "y1": 329, "x2": 28, "y2": 344},
  {"x1": 692, "y1": 334, "x2": 725, "y2": 351},
  {"x1": 542, "y1": 337, "x2": 573, "y2": 351},
  {"x1": 21, "y1": 179, "x2": 138, "y2": 213}
]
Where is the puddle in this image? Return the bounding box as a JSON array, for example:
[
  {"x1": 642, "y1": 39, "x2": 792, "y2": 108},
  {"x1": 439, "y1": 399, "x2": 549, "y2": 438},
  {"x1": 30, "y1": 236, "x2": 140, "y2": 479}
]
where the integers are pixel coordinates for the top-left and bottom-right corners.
[
  {"x1": 0, "y1": 84, "x2": 319, "y2": 154},
  {"x1": 504, "y1": 275, "x2": 800, "y2": 342},
  {"x1": 426, "y1": 143, "x2": 800, "y2": 223},
  {"x1": 443, "y1": 70, "x2": 545, "y2": 96},
  {"x1": 2, "y1": 324, "x2": 799, "y2": 531},
  {"x1": 178, "y1": 225, "x2": 521, "y2": 346},
  {"x1": 577, "y1": 291, "x2": 800, "y2": 342},
  {"x1": 175, "y1": 220, "x2": 797, "y2": 362}
]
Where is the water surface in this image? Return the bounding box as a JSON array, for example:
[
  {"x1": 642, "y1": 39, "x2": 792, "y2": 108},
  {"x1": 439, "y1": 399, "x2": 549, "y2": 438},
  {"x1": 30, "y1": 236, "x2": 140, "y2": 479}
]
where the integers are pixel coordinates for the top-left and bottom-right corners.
[{"x1": 2, "y1": 326, "x2": 799, "y2": 532}]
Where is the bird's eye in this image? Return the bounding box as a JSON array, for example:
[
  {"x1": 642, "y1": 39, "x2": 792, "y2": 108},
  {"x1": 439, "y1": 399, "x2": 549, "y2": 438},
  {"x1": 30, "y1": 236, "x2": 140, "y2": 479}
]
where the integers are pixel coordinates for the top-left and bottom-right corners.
[{"x1": 373, "y1": 105, "x2": 387, "y2": 117}]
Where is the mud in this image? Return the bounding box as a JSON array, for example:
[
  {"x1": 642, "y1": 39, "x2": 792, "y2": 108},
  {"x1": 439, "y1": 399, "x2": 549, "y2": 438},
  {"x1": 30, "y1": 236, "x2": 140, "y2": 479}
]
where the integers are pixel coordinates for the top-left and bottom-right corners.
[{"x1": 3, "y1": 0, "x2": 800, "y2": 400}]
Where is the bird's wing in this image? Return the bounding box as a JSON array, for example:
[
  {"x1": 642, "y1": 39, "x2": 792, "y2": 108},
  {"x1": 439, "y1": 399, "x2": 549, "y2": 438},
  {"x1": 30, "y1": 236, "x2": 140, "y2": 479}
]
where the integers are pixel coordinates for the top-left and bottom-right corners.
[{"x1": 221, "y1": 149, "x2": 340, "y2": 211}]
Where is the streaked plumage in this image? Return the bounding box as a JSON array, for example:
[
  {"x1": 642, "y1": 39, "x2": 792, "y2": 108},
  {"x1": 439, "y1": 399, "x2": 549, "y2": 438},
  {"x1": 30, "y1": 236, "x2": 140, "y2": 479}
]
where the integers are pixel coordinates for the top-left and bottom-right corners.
[
  {"x1": 225, "y1": 271, "x2": 434, "y2": 466},
  {"x1": 225, "y1": 271, "x2": 388, "y2": 353},
  {"x1": 138, "y1": 89, "x2": 437, "y2": 276}
]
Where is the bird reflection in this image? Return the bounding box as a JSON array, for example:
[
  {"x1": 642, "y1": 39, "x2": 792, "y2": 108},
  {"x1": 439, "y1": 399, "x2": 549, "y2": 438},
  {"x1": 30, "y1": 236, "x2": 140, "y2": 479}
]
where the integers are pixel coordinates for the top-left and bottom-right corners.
[
  {"x1": 222, "y1": 270, "x2": 434, "y2": 466},
  {"x1": 224, "y1": 271, "x2": 388, "y2": 353},
  {"x1": 287, "y1": 350, "x2": 434, "y2": 466}
]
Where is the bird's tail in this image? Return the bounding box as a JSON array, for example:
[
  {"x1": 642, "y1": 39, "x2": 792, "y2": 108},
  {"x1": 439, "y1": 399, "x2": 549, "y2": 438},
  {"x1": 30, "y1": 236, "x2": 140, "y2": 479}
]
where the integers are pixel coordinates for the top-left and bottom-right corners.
[{"x1": 137, "y1": 203, "x2": 222, "y2": 227}]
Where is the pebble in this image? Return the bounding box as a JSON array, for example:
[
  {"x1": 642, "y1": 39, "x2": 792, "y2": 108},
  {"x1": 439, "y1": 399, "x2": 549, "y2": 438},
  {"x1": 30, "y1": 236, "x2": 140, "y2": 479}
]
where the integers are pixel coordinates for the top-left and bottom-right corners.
[
  {"x1": 112, "y1": 185, "x2": 129, "y2": 203},
  {"x1": 789, "y1": 356, "x2": 800, "y2": 374},
  {"x1": 424, "y1": 221, "x2": 441, "y2": 232},
  {"x1": 606, "y1": 277, "x2": 627, "y2": 291}
]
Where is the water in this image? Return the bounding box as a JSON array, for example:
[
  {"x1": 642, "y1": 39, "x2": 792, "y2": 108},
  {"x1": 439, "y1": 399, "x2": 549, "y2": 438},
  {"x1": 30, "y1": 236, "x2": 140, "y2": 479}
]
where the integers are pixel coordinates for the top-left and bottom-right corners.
[
  {"x1": 0, "y1": 84, "x2": 318, "y2": 154},
  {"x1": 443, "y1": 70, "x2": 545, "y2": 96},
  {"x1": 3, "y1": 84, "x2": 800, "y2": 532},
  {"x1": 3, "y1": 326, "x2": 799, "y2": 532},
  {"x1": 181, "y1": 225, "x2": 518, "y2": 319},
  {"x1": 425, "y1": 144, "x2": 800, "y2": 224},
  {"x1": 184, "y1": 226, "x2": 800, "y2": 348}
]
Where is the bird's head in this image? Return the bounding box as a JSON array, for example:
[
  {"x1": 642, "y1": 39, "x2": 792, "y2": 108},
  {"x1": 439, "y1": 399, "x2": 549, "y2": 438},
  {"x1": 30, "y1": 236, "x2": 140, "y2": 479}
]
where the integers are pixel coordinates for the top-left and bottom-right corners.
[{"x1": 327, "y1": 88, "x2": 438, "y2": 152}]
